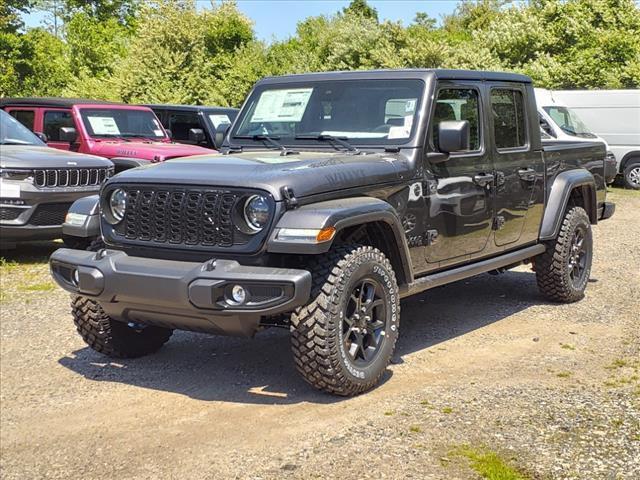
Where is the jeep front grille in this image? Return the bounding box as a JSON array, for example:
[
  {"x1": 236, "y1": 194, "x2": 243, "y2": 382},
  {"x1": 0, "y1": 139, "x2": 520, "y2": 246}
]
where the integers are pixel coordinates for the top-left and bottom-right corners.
[
  {"x1": 113, "y1": 186, "x2": 247, "y2": 248},
  {"x1": 34, "y1": 168, "x2": 112, "y2": 188}
]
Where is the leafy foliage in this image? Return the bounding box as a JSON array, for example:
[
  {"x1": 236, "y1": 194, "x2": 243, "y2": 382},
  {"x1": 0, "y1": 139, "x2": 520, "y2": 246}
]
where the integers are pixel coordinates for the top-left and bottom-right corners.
[{"x1": 1, "y1": 0, "x2": 639, "y2": 103}]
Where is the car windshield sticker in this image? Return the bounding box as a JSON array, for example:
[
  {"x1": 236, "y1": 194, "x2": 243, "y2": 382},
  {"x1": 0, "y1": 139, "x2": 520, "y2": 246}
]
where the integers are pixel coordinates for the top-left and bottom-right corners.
[
  {"x1": 209, "y1": 114, "x2": 231, "y2": 128},
  {"x1": 388, "y1": 115, "x2": 414, "y2": 139},
  {"x1": 153, "y1": 129, "x2": 164, "y2": 136},
  {"x1": 251, "y1": 88, "x2": 314, "y2": 123},
  {"x1": 87, "y1": 116, "x2": 120, "y2": 135}
]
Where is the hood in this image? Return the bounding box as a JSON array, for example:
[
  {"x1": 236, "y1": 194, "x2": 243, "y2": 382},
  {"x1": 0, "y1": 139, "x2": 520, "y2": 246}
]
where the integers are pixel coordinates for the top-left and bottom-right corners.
[
  {"x1": 0, "y1": 145, "x2": 113, "y2": 169},
  {"x1": 110, "y1": 150, "x2": 412, "y2": 201},
  {"x1": 90, "y1": 140, "x2": 215, "y2": 161}
]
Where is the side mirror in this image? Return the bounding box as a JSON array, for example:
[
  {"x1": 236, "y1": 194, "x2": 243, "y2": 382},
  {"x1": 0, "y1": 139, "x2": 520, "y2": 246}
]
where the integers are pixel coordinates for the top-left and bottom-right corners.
[
  {"x1": 59, "y1": 127, "x2": 77, "y2": 143},
  {"x1": 188, "y1": 128, "x2": 205, "y2": 144},
  {"x1": 213, "y1": 124, "x2": 230, "y2": 150},
  {"x1": 35, "y1": 132, "x2": 48, "y2": 143},
  {"x1": 438, "y1": 120, "x2": 469, "y2": 153}
]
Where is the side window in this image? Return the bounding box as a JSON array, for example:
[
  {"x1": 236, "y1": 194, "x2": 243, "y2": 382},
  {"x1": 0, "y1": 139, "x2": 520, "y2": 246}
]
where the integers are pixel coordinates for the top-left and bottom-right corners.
[
  {"x1": 168, "y1": 112, "x2": 201, "y2": 142},
  {"x1": 43, "y1": 110, "x2": 74, "y2": 141},
  {"x1": 431, "y1": 89, "x2": 481, "y2": 152},
  {"x1": 9, "y1": 110, "x2": 35, "y2": 131},
  {"x1": 491, "y1": 89, "x2": 527, "y2": 149}
]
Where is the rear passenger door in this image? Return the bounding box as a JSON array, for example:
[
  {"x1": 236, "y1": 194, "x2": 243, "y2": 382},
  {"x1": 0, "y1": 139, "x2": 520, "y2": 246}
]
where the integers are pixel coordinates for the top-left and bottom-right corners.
[
  {"x1": 488, "y1": 85, "x2": 541, "y2": 246},
  {"x1": 424, "y1": 83, "x2": 494, "y2": 266},
  {"x1": 43, "y1": 109, "x2": 75, "y2": 151}
]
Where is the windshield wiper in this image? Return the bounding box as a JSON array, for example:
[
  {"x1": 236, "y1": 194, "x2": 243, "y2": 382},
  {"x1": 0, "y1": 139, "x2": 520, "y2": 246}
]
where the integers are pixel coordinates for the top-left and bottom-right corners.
[
  {"x1": 236, "y1": 134, "x2": 298, "y2": 156},
  {"x1": 295, "y1": 134, "x2": 359, "y2": 153}
]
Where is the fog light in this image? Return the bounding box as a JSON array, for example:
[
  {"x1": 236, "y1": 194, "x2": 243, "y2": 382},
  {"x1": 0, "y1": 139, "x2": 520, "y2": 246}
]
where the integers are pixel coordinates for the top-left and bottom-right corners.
[
  {"x1": 231, "y1": 285, "x2": 247, "y2": 304},
  {"x1": 72, "y1": 269, "x2": 80, "y2": 286}
]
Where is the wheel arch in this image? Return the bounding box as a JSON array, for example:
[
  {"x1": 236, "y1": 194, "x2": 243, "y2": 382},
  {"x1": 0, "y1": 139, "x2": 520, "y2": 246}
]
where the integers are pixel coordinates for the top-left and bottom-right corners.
[
  {"x1": 267, "y1": 197, "x2": 413, "y2": 286},
  {"x1": 620, "y1": 151, "x2": 640, "y2": 171},
  {"x1": 539, "y1": 169, "x2": 598, "y2": 241}
]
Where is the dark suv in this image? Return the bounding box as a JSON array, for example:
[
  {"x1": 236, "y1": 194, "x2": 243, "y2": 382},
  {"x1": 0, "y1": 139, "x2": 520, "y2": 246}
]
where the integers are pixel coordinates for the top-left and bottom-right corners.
[
  {"x1": 0, "y1": 110, "x2": 113, "y2": 248},
  {"x1": 51, "y1": 70, "x2": 614, "y2": 395}
]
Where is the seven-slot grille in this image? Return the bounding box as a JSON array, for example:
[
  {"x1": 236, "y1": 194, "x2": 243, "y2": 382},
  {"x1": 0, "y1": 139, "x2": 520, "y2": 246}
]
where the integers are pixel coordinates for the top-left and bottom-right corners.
[
  {"x1": 114, "y1": 186, "x2": 245, "y2": 247},
  {"x1": 34, "y1": 168, "x2": 111, "y2": 188}
]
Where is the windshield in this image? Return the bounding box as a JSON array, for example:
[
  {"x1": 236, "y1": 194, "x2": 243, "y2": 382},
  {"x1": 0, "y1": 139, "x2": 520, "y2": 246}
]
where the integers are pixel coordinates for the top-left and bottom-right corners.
[
  {"x1": 79, "y1": 108, "x2": 167, "y2": 140},
  {"x1": 231, "y1": 79, "x2": 424, "y2": 145},
  {"x1": 0, "y1": 110, "x2": 44, "y2": 146},
  {"x1": 543, "y1": 106, "x2": 595, "y2": 138}
]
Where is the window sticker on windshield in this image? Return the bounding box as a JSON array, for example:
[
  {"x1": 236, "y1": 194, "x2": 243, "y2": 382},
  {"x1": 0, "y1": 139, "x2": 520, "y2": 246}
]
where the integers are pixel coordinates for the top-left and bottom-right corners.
[
  {"x1": 153, "y1": 129, "x2": 163, "y2": 136},
  {"x1": 388, "y1": 115, "x2": 414, "y2": 139},
  {"x1": 405, "y1": 99, "x2": 416, "y2": 112},
  {"x1": 87, "y1": 116, "x2": 120, "y2": 135},
  {"x1": 251, "y1": 88, "x2": 313, "y2": 123},
  {"x1": 209, "y1": 114, "x2": 231, "y2": 128}
]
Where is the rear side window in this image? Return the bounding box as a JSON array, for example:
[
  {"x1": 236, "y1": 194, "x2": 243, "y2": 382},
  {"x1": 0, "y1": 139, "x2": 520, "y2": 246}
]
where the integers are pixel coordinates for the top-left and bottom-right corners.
[
  {"x1": 44, "y1": 110, "x2": 74, "y2": 141},
  {"x1": 431, "y1": 88, "x2": 481, "y2": 151},
  {"x1": 9, "y1": 110, "x2": 35, "y2": 131},
  {"x1": 491, "y1": 89, "x2": 527, "y2": 149},
  {"x1": 168, "y1": 112, "x2": 201, "y2": 142}
]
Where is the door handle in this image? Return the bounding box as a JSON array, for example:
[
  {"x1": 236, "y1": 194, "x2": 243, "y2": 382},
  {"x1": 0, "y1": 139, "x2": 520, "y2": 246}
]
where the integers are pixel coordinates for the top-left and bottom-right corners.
[
  {"x1": 518, "y1": 167, "x2": 536, "y2": 182},
  {"x1": 473, "y1": 173, "x2": 494, "y2": 188}
]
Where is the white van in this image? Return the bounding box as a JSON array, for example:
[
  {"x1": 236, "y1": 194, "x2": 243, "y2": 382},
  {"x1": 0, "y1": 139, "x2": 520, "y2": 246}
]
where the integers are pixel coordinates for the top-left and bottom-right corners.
[
  {"x1": 535, "y1": 89, "x2": 617, "y2": 185},
  {"x1": 550, "y1": 89, "x2": 640, "y2": 189}
]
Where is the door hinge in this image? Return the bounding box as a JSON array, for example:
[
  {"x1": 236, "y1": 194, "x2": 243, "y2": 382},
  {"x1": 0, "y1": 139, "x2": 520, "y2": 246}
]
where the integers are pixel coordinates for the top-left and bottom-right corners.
[
  {"x1": 281, "y1": 186, "x2": 298, "y2": 210},
  {"x1": 425, "y1": 229, "x2": 439, "y2": 245},
  {"x1": 493, "y1": 216, "x2": 506, "y2": 230},
  {"x1": 495, "y1": 171, "x2": 506, "y2": 187}
]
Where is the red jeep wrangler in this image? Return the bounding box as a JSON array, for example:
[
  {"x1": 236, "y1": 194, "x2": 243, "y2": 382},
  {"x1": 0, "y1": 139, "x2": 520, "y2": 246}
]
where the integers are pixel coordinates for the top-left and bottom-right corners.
[{"x1": 1, "y1": 98, "x2": 215, "y2": 173}]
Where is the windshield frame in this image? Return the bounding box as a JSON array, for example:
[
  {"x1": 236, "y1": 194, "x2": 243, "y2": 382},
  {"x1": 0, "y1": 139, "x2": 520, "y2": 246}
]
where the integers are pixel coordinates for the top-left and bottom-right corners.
[
  {"x1": 0, "y1": 110, "x2": 46, "y2": 146},
  {"x1": 78, "y1": 107, "x2": 169, "y2": 141},
  {"x1": 229, "y1": 78, "x2": 428, "y2": 149}
]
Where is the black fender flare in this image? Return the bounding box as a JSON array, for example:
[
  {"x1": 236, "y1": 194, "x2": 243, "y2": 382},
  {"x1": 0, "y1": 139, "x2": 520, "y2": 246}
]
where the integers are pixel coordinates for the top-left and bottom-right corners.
[
  {"x1": 62, "y1": 194, "x2": 101, "y2": 239},
  {"x1": 267, "y1": 197, "x2": 413, "y2": 285},
  {"x1": 539, "y1": 169, "x2": 597, "y2": 241},
  {"x1": 110, "y1": 157, "x2": 147, "y2": 173}
]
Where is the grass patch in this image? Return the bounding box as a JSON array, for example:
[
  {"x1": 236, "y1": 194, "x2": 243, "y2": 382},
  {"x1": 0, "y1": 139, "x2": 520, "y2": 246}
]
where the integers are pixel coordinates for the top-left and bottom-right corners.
[
  {"x1": 560, "y1": 343, "x2": 575, "y2": 351},
  {"x1": 409, "y1": 425, "x2": 422, "y2": 433},
  {"x1": 19, "y1": 282, "x2": 56, "y2": 292},
  {"x1": 556, "y1": 371, "x2": 572, "y2": 378},
  {"x1": 383, "y1": 410, "x2": 395, "y2": 416},
  {"x1": 449, "y1": 445, "x2": 529, "y2": 480},
  {"x1": 606, "y1": 358, "x2": 629, "y2": 369},
  {"x1": 441, "y1": 406, "x2": 454, "y2": 414}
]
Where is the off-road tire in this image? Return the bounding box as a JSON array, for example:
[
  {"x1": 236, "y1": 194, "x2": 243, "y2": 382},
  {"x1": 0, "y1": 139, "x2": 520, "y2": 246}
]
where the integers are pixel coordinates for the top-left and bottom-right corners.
[
  {"x1": 70, "y1": 238, "x2": 172, "y2": 358},
  {"x1": 623, "y1": 161, "x2": 640, "y2": 190},
  {"x1": 534, "y1": 206, "x2": 592, "y2": 303},
  {"x1": 290, "y1": 245, "x2": 400, "y2": 396},
  {"x1": 71, "y1": 296, "x2": 173, "y2": 358}
]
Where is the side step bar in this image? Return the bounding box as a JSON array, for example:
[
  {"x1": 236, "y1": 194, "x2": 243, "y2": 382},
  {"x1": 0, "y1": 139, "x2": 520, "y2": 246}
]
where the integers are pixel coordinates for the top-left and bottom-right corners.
[{"x1": 400, "y1": 244, "x2": 546, "y2": 298}]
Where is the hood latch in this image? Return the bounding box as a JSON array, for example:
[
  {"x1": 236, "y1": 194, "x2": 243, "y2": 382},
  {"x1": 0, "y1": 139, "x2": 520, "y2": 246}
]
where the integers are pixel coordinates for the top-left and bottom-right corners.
[{"x1": 281, "y1": 186, "x2": 298, "y2": 210}]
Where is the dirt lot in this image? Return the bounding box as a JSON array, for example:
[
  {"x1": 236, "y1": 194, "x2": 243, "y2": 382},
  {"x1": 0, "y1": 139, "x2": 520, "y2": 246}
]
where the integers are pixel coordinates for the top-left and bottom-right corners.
[{"x1": 1, "y1": 188, "x2": 638, "y2": 480}]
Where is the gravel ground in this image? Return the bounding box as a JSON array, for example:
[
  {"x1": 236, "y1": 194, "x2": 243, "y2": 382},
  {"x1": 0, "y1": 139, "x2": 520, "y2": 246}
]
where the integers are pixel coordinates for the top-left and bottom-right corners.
[{"x1": 1, "y1": 188, "x2": 638, "y2": 479}]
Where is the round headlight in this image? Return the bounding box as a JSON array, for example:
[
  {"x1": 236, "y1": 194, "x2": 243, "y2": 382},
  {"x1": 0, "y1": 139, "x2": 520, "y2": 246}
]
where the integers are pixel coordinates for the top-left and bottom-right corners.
[
  {"x1": 243, "y1": 195, "x2": 270, "y2": 232},
  {"x1": 109, "y1": 188, "x2": 127, "y2": 223}
]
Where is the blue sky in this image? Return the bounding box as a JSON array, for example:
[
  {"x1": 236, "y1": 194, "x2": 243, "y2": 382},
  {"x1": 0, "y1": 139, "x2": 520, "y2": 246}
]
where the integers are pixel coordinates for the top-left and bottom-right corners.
[{"x1": 24, "y1": 0, "x2": 463, "y2": 42}]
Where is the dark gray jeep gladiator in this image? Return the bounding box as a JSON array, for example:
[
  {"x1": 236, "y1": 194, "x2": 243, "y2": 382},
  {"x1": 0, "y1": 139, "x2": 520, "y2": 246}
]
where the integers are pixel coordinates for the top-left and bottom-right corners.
[
  {"x1": 50, "y1": 70, "x2": 615, "y2": 395},
  {"x1": 0, "y1": 110, "x2": 113, "y2": 248}
]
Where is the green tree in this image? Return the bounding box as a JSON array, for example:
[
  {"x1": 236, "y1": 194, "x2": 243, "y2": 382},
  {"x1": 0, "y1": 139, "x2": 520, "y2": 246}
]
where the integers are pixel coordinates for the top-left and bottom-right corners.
[{"x1": 342, "y1": 0, "x2": 378, "y2": 22}]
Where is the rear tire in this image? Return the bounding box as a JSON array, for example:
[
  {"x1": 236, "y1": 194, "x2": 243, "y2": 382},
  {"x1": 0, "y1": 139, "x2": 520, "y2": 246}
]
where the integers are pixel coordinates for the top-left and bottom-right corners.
[
  {"x1": 534, "y1": 206, "x2": 592, "y2": 303},
  {"x1": 623, "y1": 161, "x2": 640, "y2": 190},
  {"x1": 72, "y1": 296, "x2": 173, "y2": 358},
  {"x1": 290, "y1": 245, "x2": 400, "y2": 396}
]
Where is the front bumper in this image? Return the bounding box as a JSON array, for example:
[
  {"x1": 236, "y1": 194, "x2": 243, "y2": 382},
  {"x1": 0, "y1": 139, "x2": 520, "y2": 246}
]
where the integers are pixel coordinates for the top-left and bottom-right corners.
[{"x1": 50, "y1": 249, "x2": 312, "y2": 337}]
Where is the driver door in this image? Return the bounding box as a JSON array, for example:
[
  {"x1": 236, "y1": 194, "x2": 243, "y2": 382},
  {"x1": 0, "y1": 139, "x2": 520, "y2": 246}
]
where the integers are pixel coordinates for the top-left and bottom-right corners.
[{"x1": 424, "y1": 83, "x2": 494, "y2": 267}]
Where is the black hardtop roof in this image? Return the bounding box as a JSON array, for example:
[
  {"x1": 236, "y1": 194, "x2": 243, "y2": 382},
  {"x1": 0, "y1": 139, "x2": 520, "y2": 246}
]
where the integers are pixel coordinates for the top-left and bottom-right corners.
[
  {"x1": 257, "y1": 69, "x2": 532, "y2": 85},
  {"x1": 0, "y1": 97, "x2": 123, "y2": 107},
  {"x1": 144, "y1": 104, "x2": 239, "y2": 112}
]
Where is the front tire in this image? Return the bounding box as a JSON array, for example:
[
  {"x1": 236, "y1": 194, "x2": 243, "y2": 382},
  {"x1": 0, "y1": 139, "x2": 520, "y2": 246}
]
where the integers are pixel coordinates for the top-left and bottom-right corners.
[
  {"x1": 623, "y1": 161, "x2": 640, "y2": 190},
  {"x1": 534, "y1": 206, "x2": 593, "y2": 303},
  {"x1": 71, "y1": 296, "x2": 173, "y2": 358},
  {"x1": 290, "y1": 245, "x2": 400, "y2": 396}
]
